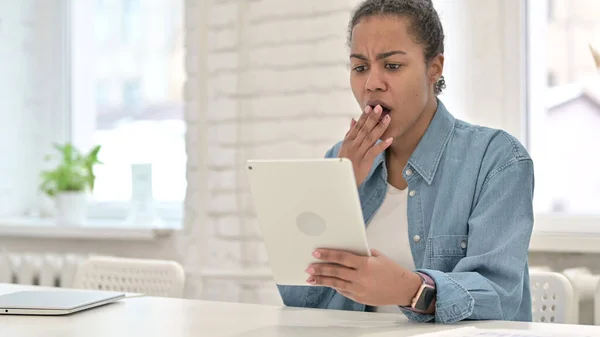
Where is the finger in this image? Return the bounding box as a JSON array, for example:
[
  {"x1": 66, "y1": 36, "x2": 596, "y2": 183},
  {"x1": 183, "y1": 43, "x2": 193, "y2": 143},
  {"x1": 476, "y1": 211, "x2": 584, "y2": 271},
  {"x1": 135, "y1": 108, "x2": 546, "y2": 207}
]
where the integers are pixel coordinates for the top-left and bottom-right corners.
[
  {"x1": 313, "y1": 249, "x2": 363, "y2": 269},
  {"x1": 306, "y1": 263, "x2": 356, "y2": 281},
  {"x1": 370, "y1": 248, "x2": 382, "y2": 257},
  {"x1": 345, "y1": 119, "x2": 357, "y2": 137},
  {"x1": 357, "y1": 113, "x2": 391, "y2": 157},
  {"x1": 346, "y1": 106, "x2": 372, "y2": 140},
  {"x1": 353, "y1": 105, "x2": 383, "y2": 147},
  {"x1": 336, "y1": 289, "x2": 357, "y2": 300},
  {"x1": 364, "y1": 137, "x2": 393, "y2": 163},
  {"x1": 307, "y1": 276, "x2": 352, "y2": 291}
]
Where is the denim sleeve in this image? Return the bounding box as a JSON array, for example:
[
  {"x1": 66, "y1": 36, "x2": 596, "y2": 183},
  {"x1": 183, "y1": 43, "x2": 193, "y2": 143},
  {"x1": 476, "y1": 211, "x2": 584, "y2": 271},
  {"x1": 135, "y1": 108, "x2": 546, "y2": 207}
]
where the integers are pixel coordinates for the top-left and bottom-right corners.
[
  {"x1": 401, "y1": 159, "x2": 535, "y2": 323},
  {"x1": 324, "y1": 141, "x2": 342, "y2": 158}
]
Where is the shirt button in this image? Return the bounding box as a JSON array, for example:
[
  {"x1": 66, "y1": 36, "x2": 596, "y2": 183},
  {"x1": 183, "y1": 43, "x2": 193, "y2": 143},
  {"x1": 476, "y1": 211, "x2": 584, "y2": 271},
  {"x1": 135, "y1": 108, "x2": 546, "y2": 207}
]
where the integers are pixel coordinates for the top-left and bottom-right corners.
[
  {"x1": 405, "y1": 169, "x2": 413, "y2": 176},
  {"x1": 413, "y1": 235, "x2": 421, "y2": 243},
  {"x1": 409, "y1": 190, "x2": 416, "y2": 197},
  {"x1": 461, "y1": 240, "x2": 467, "y2": 249}
]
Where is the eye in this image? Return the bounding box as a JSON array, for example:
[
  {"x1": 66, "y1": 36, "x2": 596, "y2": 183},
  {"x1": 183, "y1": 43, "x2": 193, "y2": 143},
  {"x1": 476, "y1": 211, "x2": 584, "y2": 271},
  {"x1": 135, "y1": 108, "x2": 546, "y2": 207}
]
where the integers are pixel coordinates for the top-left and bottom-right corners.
[
  {"x1": 353, "y1": 65, "x2": 368, "y2": 73},
  {"x1": 386, "y1": 63, "x2": 402, "y2": 70}
]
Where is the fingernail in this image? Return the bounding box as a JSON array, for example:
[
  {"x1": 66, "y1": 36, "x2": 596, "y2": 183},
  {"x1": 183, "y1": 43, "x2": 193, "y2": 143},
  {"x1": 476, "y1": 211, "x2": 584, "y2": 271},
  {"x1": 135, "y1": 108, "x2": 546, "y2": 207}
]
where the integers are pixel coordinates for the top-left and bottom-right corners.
[
  {"x1": 386, "y1": 137, "x2": 393, "y2": 144},
  {"x1": 384, "y1": 114, "x2": 390, "y2": 122},
  {"x1": 312, "y1": 251, "x2": 321, "y2": 258},
  {"x1": 306, "y1": 277, "x2": 316, "y2": 284},
  {"x1": 306, "y1": 268, "x2": 315, "y2": 275},
  {"x1": 374, "y1": 105, "x2": 382, "y2": 114},
  {"x1": 365, "y1": 106, "x2": 372, "y2": 114}
]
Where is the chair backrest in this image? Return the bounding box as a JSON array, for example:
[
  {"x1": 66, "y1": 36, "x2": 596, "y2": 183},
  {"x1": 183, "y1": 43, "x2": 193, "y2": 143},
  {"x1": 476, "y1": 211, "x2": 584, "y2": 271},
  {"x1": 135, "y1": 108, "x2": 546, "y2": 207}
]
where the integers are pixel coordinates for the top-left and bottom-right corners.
[
  {"x1": 72, "y1": 256, "x2": 185, "y2": 298},
  {"x1": 530, "y1": 270, "x2": 576, "y2": 324}
]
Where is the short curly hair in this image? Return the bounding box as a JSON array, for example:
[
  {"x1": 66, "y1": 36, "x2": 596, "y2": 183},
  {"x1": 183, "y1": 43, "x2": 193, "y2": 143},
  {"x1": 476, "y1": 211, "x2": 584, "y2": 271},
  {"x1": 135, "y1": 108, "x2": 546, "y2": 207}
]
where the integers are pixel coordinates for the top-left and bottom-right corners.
[{"x1": 347, "y1": 0, "x2": 446, "y2": 95}]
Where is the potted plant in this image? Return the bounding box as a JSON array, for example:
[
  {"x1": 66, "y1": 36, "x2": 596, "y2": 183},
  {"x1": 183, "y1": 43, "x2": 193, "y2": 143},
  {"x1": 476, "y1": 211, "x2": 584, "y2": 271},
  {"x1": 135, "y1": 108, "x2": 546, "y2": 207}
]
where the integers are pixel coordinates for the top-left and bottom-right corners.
[{"x1": 39, "y1": 143, "x2": 102, "y2": 225}]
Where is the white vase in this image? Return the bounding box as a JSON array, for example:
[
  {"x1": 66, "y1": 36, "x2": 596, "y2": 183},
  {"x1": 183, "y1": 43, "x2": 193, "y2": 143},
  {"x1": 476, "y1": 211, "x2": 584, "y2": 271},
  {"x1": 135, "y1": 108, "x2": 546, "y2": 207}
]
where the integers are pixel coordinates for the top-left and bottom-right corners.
[
  {"x1": 55, "y1": 191, "x2": 87, "y2": 226},
  {"x1": 125, "y1": 163, "x2": 163, "y2": 227}
]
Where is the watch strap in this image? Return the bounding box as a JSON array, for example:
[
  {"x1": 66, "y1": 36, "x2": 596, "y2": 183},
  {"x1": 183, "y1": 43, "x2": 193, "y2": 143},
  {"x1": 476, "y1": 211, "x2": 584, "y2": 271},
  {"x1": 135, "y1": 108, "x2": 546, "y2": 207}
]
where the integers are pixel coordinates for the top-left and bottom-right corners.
[{"x1": 417, "y1": 272, "x2": 435, "y2": 287}]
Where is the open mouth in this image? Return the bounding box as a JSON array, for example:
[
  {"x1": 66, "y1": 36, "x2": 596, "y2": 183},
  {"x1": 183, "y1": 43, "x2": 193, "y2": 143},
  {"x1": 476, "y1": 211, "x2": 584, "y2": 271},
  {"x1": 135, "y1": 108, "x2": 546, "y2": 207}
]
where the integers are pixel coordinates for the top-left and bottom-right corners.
[{"x1": 367, "y1": 103, "x2": 392, "y2": 120}]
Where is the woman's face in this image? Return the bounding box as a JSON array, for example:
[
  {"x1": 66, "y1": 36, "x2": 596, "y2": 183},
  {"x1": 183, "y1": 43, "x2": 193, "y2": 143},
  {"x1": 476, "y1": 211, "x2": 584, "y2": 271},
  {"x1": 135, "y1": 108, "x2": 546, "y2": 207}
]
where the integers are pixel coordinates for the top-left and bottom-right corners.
[{"x1": 349, "y1": 15, "x2": 443, "y2": 141}]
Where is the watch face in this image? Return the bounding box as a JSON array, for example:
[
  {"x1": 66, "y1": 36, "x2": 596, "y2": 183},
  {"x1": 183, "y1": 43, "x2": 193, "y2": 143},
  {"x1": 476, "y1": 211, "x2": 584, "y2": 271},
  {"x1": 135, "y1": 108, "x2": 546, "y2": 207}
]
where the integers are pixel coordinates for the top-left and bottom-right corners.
[{"x1": 415, "y1": 287, "x2": 436, "y2": 311}]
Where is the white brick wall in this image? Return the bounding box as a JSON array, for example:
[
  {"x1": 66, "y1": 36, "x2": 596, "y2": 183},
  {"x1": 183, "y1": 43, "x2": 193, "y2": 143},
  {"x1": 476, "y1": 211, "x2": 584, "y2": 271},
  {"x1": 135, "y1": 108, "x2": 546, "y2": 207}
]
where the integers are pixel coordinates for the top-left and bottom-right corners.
[
  {"x1": 184, "y1": 0, "x2": 360, "y2": 303},
  {"x1": 202, "y1": 0, "x2": 358, "y2": 242}
]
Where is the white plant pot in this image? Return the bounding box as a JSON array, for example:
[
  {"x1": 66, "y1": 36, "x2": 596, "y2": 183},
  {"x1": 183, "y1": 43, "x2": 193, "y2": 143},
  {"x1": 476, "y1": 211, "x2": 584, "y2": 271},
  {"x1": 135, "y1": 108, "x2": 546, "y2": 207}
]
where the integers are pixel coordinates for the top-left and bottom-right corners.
[{"x1": 55, "y1": 191, "x2": 87, "y2": 226}]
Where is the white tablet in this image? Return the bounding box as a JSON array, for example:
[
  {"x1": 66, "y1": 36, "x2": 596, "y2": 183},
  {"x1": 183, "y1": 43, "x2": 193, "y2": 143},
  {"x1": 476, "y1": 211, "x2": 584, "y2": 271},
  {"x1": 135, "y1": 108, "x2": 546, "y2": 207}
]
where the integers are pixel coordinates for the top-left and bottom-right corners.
[{"x1": 245, "y1": 158, "x2": 371, "y2": 286}]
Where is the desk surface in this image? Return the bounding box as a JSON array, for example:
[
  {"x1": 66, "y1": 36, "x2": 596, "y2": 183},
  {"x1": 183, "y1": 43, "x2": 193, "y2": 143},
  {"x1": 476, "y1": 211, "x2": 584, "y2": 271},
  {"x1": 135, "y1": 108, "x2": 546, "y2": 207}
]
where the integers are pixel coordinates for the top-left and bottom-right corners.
[{"x1": 1, "y1": 284, "x2": 599, "y2": 337}]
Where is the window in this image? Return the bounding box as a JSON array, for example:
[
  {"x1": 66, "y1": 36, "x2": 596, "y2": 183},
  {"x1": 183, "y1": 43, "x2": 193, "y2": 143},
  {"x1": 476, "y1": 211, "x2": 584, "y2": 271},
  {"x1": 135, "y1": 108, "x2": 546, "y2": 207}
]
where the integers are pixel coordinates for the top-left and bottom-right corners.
[
  {"x1": 122, "y1": 0, "x2": 141, "y2": 44},
  {"x1": 527, "y1": 0, "x2": 600, "y2": 217},
  {"x1": 70, "y1": 0, "x2": 186, "y2": 220},
  {"x1": 121, "y1": 78, "x2": 142, "y2": 112},
  {"x1": 0, "y1": 1, "x2": 185, "y2": 223}
]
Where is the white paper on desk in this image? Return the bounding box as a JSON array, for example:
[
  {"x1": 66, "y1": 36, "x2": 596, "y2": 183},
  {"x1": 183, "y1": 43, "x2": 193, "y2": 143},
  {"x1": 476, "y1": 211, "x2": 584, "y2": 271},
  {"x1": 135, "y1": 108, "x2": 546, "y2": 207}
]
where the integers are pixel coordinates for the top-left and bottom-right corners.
[{"x1": 410, "y1": 326, "x2": 595, "y2": 337}]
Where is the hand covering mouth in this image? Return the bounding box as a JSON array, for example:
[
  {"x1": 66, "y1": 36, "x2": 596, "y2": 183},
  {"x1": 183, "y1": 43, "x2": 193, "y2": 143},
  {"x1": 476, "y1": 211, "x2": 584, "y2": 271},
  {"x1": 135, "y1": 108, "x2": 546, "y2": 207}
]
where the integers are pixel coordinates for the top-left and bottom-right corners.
[{"x1": 366, "y1": 100, "x2": 392, "y2": 119}]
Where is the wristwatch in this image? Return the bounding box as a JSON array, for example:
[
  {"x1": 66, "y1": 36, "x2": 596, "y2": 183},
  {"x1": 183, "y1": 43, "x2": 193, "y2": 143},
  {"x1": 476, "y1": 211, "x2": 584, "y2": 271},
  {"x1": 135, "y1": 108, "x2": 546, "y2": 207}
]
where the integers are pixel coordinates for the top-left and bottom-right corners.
[{"x1": 410, "y1": 272, "x2": 436, "y2": 312}]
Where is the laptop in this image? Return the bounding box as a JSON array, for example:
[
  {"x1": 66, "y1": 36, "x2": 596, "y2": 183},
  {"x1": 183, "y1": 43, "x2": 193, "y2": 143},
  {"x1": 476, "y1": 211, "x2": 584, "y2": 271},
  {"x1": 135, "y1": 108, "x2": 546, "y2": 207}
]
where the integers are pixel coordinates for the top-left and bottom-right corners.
[
  {"x1": 245, "y1": 158, "x2": 371, "y2": 286},
  {"x1": 0, "y1": 289, "x2": 125, "y2": 315}
]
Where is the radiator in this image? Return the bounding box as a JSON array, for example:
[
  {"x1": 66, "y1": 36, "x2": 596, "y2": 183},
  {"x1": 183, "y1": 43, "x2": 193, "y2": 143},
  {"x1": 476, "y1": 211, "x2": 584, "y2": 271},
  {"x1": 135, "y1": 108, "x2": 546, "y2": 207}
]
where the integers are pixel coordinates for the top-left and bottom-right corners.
[
  {"x1": 0, "y1": 252, "x2": 87, "y2": 288},
  {"x1": 563, "y1": 268, "x2": 600, "y2": 302}
]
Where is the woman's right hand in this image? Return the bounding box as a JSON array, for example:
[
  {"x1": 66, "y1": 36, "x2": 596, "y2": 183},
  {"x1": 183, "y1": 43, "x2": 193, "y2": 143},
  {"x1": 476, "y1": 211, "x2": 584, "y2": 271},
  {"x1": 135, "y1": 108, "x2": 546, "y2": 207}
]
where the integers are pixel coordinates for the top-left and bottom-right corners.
[{"x1": 338, "y1": 105, "x2": 393, "y2": 186}]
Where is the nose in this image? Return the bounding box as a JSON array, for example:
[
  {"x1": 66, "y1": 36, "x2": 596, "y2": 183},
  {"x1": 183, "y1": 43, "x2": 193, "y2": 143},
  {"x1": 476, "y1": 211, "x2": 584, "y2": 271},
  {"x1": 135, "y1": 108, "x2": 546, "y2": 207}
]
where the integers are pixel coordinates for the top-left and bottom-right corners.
[{"x1": 365, "y1": 68, "x2": 386, "y2": 92}]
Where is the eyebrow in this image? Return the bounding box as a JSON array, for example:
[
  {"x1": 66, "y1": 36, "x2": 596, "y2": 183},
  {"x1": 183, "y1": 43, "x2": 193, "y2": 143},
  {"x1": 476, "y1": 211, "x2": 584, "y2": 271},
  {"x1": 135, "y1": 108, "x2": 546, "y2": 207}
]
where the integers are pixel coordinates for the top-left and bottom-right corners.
[{"x1": 350, "y1": 50, "x2": 407, "y2": 61}]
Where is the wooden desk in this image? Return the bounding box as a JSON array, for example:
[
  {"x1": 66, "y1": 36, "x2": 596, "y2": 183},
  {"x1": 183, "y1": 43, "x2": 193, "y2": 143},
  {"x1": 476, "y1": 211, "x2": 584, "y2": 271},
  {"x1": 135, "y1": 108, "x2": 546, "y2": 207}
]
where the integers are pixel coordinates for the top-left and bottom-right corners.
[{"x1": 0, "y1": 284, "x2": 599, "y2": 337}]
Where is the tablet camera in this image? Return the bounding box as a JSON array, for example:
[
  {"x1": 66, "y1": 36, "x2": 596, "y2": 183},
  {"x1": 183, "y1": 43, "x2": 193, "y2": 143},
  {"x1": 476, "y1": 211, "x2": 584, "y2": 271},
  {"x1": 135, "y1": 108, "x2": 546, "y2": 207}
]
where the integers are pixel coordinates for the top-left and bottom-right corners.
[{"x1": 296, "y1": 211, "x2": 326, "y2": 236}]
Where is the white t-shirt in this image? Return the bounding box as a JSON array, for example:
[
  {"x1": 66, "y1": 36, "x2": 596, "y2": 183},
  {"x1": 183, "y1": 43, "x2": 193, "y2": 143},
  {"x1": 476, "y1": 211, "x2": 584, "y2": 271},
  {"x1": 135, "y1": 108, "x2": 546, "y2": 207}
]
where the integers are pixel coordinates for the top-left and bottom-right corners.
[{"x1": 365, "y1": 183, "x2": 415, "y2": 313}]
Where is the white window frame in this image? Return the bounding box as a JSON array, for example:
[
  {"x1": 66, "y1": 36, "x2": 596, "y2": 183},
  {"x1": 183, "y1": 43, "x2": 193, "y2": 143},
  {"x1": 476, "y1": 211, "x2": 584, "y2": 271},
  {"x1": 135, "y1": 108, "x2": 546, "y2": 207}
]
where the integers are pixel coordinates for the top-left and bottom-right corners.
[{"x1": 65, "y1": 0, "x2": 184, "y2": 223}]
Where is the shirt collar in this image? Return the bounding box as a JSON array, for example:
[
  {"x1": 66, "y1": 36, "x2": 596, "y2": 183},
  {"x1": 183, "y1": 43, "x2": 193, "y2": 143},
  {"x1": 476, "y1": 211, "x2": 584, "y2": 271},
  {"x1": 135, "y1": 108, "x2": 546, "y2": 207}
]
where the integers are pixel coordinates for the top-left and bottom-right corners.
[{"x1": 370, "y1": 99, "x2": 455, "y2": 185}]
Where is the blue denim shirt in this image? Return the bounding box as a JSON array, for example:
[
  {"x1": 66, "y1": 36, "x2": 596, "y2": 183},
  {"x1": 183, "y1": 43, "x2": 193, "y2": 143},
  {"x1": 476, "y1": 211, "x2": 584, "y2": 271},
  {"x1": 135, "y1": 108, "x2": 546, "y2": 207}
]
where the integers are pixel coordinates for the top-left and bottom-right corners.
[{"x1": 277, "y1": 100, "x2": 534, "y2": 323}]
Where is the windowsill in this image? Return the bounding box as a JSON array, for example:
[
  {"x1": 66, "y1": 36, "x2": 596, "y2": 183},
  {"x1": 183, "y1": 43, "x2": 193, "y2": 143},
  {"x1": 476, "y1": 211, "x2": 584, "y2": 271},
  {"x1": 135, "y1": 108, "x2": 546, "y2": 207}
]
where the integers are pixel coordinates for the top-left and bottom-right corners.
[
  {"x1": 0, "y1": 217, "x2": 181, "y2": 241},
  {"x1": 529, "y1": 214, "x2": 600, "y2": 254},
  {"x1": 1, "y1": 214, "x2": 598, "y2": 252},
  {"x1": 530, "y1": 230, "x2": 600, "y2": 254}
]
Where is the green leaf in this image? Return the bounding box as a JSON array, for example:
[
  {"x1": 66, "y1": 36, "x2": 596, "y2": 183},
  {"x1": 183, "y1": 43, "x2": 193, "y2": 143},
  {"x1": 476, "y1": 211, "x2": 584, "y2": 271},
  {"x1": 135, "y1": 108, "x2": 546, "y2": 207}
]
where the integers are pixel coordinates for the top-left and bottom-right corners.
[{"x1": 39, "y1": 142, "x2": 102, "y2": 197}]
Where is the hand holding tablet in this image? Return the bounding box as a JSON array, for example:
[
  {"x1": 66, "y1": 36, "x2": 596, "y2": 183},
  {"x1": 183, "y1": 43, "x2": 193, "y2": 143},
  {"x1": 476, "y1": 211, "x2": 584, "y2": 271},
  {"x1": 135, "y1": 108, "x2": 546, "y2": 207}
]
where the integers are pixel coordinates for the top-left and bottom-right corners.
[{"x1": 245, "y1": 158, "x2": 371, "y2": 286}]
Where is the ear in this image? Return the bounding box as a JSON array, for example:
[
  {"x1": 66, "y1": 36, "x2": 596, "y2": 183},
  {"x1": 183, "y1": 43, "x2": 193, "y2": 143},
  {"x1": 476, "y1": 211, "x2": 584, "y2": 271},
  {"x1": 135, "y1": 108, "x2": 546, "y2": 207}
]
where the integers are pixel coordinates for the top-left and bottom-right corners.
[{"x1": 428, "y1": 53, "x2": 444, "y2": 85}]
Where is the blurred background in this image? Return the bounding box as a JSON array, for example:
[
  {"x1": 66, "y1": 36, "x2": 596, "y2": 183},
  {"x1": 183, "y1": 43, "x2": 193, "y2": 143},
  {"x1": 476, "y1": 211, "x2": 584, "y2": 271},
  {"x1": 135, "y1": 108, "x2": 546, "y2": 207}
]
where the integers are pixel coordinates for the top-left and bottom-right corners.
[{"x1": 1, "y1": 0, "x2": 600, "y2": 325}]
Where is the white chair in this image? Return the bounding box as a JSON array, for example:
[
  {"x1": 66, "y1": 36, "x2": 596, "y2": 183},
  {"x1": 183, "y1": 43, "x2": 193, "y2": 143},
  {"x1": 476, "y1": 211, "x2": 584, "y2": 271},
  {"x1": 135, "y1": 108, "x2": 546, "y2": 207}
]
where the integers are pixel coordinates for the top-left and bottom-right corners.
[
  {"x1": 562, "y1": 267, "x2": 600, "y2": 325},
  {"x1": 72, "y1": 256, "x2": 186, "y2": 298},
  {"x1": 530, "y1": 270, "x2": 576, "y2": 324}
]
